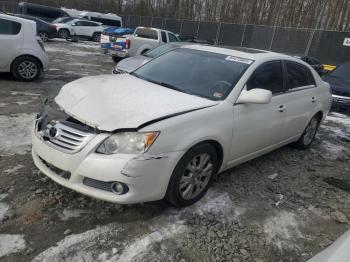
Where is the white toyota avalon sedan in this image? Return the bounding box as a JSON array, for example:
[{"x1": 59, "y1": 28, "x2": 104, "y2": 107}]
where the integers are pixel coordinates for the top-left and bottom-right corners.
[{"x1": 31, "y1": 45, "x2": 332, "y2": 206}]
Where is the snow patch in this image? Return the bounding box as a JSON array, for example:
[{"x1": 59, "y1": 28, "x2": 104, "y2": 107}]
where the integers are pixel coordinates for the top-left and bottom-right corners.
[
  {"x1": 4, "y1": 164, "x2": 25, "y2": 174},
  {"x1": 0, "y1": 103, "x2": 8, "y2": 107},
  {"x1": 46, "y1": 46, "x2": 100, "y2": 57},
  {"x1": 264, "y1": 211, "x2": 303, "y2": 250},
  {"x1": 111, "y1": 222, "x2": 186, "y2": 262},
  {"x1": 15, "y1": 101, "x2": 32, "y2": 106},
  {"x1": 0, "y1": 234, "x2": 26, "y2": 258},
  {"x1": 0, "y1": 194, "x2": 9, "y2": 222},
  {"x1": 321, "y1": 141, "x2": 348, "y2": 160},
  {"x1": 10, "y1": 91, "x2": 40, "y2": 97},
  {"x1": 325, "y1": 113, "x2": 350, "y2": 128},
  {"x1": 32, "y1": 225, "x2": 118, "y2": 262},
  {"x1": 68, "y1": 62, "x2": 101, "y2": 67},
  {"x1": 59, "y1": 209, "x2": 92, "y2": 221},
  {"x1": 0, "y1": 114, "x2": 34, "y2": 156}
]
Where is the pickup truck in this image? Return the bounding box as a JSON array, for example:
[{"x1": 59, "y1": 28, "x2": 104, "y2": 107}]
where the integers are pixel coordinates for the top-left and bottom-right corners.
[{"x1": 100, "y1": 27, "x2": 180, "y2": 62}]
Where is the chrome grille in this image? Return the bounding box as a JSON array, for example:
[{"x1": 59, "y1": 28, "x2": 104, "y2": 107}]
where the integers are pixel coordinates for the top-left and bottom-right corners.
[
  {"x1": 36, "y1": 120, "x2": 95, "y2": 154},
  {"x1": 332, "y1": 94, "x2": 350, "y2": 105}
]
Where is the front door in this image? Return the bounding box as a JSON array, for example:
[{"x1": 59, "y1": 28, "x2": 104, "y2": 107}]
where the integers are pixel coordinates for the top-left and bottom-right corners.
[{"x1": 229, "y1": 61, "x2": 289, "y2": 163}]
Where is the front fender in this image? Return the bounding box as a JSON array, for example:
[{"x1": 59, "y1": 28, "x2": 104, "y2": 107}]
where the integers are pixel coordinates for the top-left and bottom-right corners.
[{"x1": 140, "y1": 101, "x2": 234, "y2": 171}]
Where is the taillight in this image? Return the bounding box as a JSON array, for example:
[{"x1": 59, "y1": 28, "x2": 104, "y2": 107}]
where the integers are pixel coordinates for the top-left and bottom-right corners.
[
  {"x1": 37, "y1": 40, "x2": 45, "y2": 52},
  {"x1": 125, "y1": 39, "x2": 131, "y2": 49}
]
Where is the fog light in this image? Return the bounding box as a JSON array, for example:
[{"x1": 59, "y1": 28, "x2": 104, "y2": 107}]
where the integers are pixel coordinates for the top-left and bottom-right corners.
[{"x1": 111, "y1": 182, "x2": 127, "y2": 195}]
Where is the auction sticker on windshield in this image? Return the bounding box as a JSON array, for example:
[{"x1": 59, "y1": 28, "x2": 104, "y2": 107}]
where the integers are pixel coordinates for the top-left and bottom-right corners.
[{"x1": 225, "y1": 56, "x2": 253, "y2": 64}]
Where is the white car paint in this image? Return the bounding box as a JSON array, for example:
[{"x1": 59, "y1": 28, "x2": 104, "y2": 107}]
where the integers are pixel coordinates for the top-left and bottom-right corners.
[
  {"x1": 55, "y1": 19, "x2": 104, "y2": 39},
  {"x1": 0, "y1": 14, "x2": 49, "y2": 73},
  {"x1": 308, "y1": 230, "x2": 350, "y2": 262},
  {"x1": 31, "y1": 45, "x2": 331, "y2": 204}
]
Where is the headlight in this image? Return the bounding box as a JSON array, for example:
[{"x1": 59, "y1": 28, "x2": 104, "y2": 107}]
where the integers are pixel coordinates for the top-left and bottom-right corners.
[{"x1": 96, "y1": 132, "x2": 159, "y2": 155}]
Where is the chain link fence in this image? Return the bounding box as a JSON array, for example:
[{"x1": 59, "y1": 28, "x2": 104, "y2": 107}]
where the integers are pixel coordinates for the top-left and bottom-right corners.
[
  {"x1": 121, "y1": 15, "x2": 350, "y2": 65},
  {"x1": 1, "y1": 0, "x2": 349, "y2": 65}
]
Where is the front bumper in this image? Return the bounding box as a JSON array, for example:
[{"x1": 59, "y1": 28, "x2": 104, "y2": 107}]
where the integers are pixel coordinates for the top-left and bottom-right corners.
[
  {"x1": 31, "y1": 129, "x2": 183, "y2": 204},
  {"x1": 332, "y1": 94, "x2": 350, "y2": 112}
]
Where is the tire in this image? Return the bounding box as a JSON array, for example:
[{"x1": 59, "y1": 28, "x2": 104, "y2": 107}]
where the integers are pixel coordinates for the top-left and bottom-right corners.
[
  {"x1": 293, "y1": 114, "x2": 321, "y2": 149},
  {"x1": 58, "y1": 29, "x2": 70, "y2": 39},
  {"x1": 166, "y1": 143, "x2": 218, "y2": 207},
  {"x1": 39, "y1": 31, "x2": 49, "y2": 42},
  {"x1": 11, "y1": 56, "x2": 41, "y2": 81},
  {"x1": 92, "y1": 32, "x2": 101, "y2": 42}
]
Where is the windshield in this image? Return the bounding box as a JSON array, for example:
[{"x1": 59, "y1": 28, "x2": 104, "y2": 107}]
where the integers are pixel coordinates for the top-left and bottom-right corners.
[
  {"x1": 329, "y1": 64, "x2": 350, "y2": 81},
  {"x1": 144, "y1": 43, "x2": 179, "y2": 58},
  {"x1": 133, "y1": 48, "x2": 252, "y2": 100}
]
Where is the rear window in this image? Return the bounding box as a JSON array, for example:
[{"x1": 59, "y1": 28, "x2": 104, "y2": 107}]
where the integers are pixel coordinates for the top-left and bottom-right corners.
[
  {"x1": 286, "y1": 62, "x2": 315, "y2": 90},
  {"x1": 135, "y1": 28, "x2": 158, "y2": 40},
  {"x1": 0, "y1": 18, "x2": 21, "y2": 35},
  {"x1": 91, "y1": 17, "x2": 121, "y2": 27}
]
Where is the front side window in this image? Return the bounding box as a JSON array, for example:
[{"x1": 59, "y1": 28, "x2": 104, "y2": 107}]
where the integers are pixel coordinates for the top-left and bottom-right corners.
[
  {"x1": 135, "y1": 28, "x2": 158, "y2": 40},
  {"x1": 286, "y1": 62, "x2": 315, "y2": 90},
  {"x1": 247, "y1": 61, "x2": 284, "y2": 94},
  {"x1": 168, "y1": 33, "x2": 178, "y2": 42},
  {"x1": 133, "y1": 48, "x2": 251, "y2": 100},
  {"x1": 0, "y1": 19, "x2": 21, "y2": 35}
]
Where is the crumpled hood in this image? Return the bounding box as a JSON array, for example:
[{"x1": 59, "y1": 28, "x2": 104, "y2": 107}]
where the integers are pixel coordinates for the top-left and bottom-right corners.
[{"x1": 55, "y1": 74, "x2": 218, "y2": 131}]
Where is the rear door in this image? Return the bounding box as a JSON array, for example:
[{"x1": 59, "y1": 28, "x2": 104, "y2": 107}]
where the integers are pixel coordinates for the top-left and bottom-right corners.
[
  {"x1": 281, "y1": 61, "x2": 318, "y2": 138},
  {"x1": 0, "y1": 18, "x2": 22, "y2": 69}
]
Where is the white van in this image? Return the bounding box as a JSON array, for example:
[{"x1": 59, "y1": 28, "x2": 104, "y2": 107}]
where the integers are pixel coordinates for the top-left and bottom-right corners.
[
  {"x1": 0, "y1": 14, "x2": 49, "y2": 81},
  {"x1": 78, "y1": 12, "x2": 122, "y2": 27}
]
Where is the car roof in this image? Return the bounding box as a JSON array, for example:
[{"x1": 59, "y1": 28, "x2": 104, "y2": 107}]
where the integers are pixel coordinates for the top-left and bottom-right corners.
[
  {"x1": 1, "y1": 13, "x2": 34, "y2": 24},
  {"x1": 182, "y1": 44, "x2": 298, "y2": 62}
]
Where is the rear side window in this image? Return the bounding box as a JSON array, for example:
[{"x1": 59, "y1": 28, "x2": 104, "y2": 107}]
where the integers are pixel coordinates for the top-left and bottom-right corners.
[
  {"x1": 168, "y1": 33, "x2": 178, "y2": 42},
  {"x1": 161, "y1": 31, "x2": 167, "y2": 43},
  {"x1": 135, "y1": 28, "x2": 158, "y2": 40},
  {"x1": 0, "y1": 19, "x2": 21, "y2": 35},
  {"x1": 286, "y1": 62, "x2": 315, "y2": 90},
  {"x1": 247, "y1": 61, "x2": 284, "y2": 94}
]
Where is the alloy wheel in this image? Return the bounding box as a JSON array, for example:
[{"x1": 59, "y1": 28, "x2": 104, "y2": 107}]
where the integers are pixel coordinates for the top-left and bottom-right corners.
[
  {"x1": 303, "y1": 117, "x2": 319, "y2": 146},
  {"x1": 179, "y1": 153, "x2": 213, "y2": 200},
  {"x1": 18, "y1": 61, "x2": 38, "y2": 80},
  {"x1": 39, "y1": 32, "x2": 48, "y2": 42}
]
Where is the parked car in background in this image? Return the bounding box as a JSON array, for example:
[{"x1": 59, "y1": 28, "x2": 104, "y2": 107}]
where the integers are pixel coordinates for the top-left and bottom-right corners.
[
  {"x1": 323, "y1": 62, "x2": 350, "y2": 112},
  {"x1": 293, "y1": 55, "x2": 325, "y2": 76},
  {"x1": 55, "y1": 19, "x2": 104, "y2": 41},
  {"x1": 32, "y1": 46, "x2": 331, "y2": 207},
  {"x1": 178, "y1": 34, "x2": 213, "y2": 44},
  {"x1": 0, "y1": 14, "x2": 49, "y2": 81},
  {"x1": 78, "y1": 11, "x2": 122, "y2": 27},
  {"x1": 52, "y1": 16, "x2": 77, "y2": 24},
  {"x1": 14, "y1": 14, "x2": 57, "y2": 42},
  {"x1": 113, "y1": 42, "x2": 194, "y2": 74},
  {"x1": 18, "y1": 2, "x2": 69, "y2": 23},
  {"x1": 101, "y1": 26, "x2": 179, "y2": 61}
]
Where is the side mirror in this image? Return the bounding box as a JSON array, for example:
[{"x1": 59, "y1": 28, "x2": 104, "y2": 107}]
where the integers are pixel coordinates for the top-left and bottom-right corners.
[{"x1": 236, "y1": 88, "x2": 272, "y2": 104}]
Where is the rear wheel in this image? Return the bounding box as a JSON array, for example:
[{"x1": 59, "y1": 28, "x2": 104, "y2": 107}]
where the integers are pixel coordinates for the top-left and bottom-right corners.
[
  {"x1": 58, "y1": 29, "x2": 69, "y2": 39},
  {"x1": 39, "y1": 31, "x2": 49, "y2": 42},
  {"x1": 293, "y1": 115, "x2": 321, "y2": 149},
  {"x1": 92, "y1": 32, "x2": 101, "y2": 42},
  {"x1": 166, "y1": 143, "x2": 218, "y2": 207},
  {"x1": 11, "y1": 56, "x2": 41, "y2": 81}
]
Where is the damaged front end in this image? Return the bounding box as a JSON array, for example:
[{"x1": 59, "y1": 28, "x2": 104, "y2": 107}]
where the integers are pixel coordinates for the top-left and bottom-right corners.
[{"x1": 35, "y1": 99, "x2": 98, "y2": 154}]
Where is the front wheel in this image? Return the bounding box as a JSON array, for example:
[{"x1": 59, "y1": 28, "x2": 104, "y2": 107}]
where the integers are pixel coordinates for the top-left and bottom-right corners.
[
  {"x1": 58, "y1": 29, "x2": 69, "y2": 39},
  {"x1": 166, "y1": 143, "x2": 218, "y2": 207},
  {"x1": 293, "y1": 115, "x2": 321, "y2": 149}
]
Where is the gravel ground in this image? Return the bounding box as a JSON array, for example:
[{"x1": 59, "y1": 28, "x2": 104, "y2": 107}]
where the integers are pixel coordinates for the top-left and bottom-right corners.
[{"x1": 0, "y1": 39, "x2": 349, "y2": 262}]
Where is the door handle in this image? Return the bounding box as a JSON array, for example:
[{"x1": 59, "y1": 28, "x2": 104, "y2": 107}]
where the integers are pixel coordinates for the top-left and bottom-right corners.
[
  {"x1": 278, "y1": 105, "x2": 286, "y2": 112},
  {"x1": 311, "y1": 97, "x2": 317, "y2": 103}
]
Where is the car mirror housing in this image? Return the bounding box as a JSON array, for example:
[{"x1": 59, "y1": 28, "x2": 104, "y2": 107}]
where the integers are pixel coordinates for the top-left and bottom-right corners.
[{"x1": 236, "y1": 88, "x2": 272, "y2": 104}]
